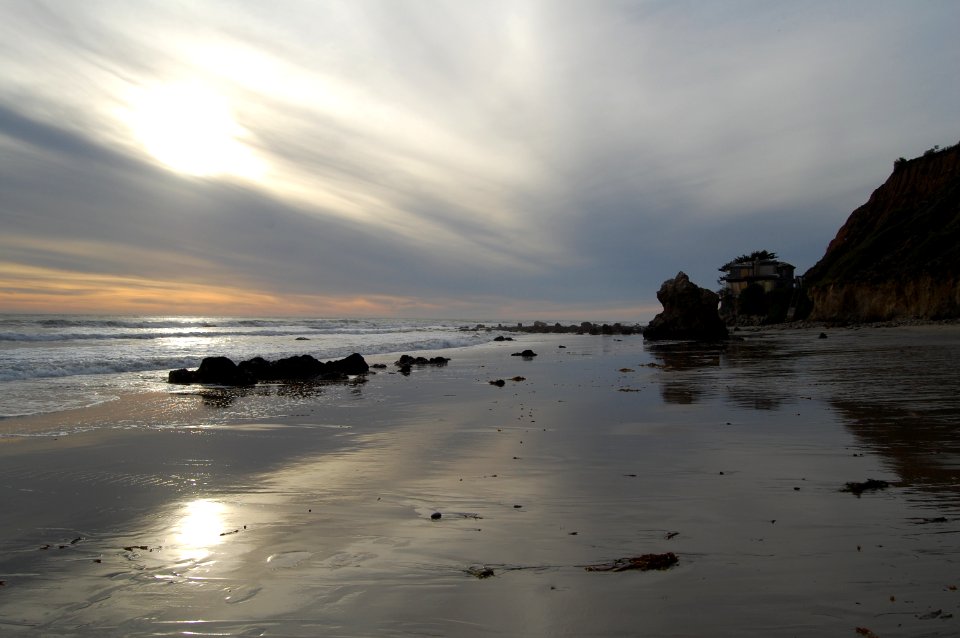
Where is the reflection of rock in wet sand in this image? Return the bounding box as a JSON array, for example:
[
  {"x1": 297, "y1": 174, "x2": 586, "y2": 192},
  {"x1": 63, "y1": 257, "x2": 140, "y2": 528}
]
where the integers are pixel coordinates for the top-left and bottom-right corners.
[
  {"x1": 809, "y1": 327, "x2": 960, "y2": 505},
  {"x1": 720, "y1": 338, "x2": 797, "y2": 411},
  {"x1": 646, "y1": 338, "x2": 796, "y2": 409},
  {"x1": 646, "y1": 342, "x2": 720, "y2": 404},
  {"x1": 833, "y1": 398, "x2": 960, "y2": 503}
]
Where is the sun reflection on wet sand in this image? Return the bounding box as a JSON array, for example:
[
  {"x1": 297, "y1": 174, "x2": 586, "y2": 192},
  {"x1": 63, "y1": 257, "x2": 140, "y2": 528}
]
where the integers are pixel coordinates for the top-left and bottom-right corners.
[{"x1": 173, "y1": 499, "x2": 228, "y2": 562}]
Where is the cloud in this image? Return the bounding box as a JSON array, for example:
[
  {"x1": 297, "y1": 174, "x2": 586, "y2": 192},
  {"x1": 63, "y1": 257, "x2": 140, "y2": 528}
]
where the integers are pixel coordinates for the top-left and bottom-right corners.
[{"x1": 2, "y1": 1, "x2": 959, "y2": 319}]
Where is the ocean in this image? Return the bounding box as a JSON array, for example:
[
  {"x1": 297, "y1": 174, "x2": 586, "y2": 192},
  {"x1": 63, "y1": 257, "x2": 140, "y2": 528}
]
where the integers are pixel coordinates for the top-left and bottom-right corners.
[{"x1": 0, "y1": 315, "x2": 495, "y2": 419}]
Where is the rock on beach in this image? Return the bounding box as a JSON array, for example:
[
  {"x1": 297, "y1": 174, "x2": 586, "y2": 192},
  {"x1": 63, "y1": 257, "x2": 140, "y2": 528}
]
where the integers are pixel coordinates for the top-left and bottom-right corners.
[
  {"x1": 643, "y1": 272, "x2": 729, "y2": 342},
  {"x1": 168, "y1": 353, "x2": 369, "y2": 385}
]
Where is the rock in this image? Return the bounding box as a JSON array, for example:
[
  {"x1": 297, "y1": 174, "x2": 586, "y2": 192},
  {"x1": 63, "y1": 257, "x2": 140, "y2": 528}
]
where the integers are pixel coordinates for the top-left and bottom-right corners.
[
  {"x1": 261, "y1": 354, "x2": 325, "y2": 380},
  {"x1": 327, "y1": 352, "x2": 370, "y2": 376},
  {"x1": 493, "y1": 335, "x2": 514, "y2": 341},
  {"x1": 394, "y1": 355, "x2": 450, "y2": 367},
  {"x1": 643, "y1": 272, "x2": 729, "y2": 341},
  {"x1": 237, "y1": 356, "x2": 272, "y2": 380},
  {"x1": 511, "y1": 349, "x2": 537, "y2": 358},
  {"x1": 195, "y1": 356, "x2": 255, "y2": 386},
  {"x1": 431, "y1": 512, "x2": 442, "y2": 520},
  {"x1": 238, "y1": 352, "x2": 368, "y2": 382},
  {"x1": 170, "y1": 353, "x2": 368, "y2": 385},
  {"x1": 489, "y1": 379, "x2": 506, "y2": 387},
  {"x1": 168, "y1": 368, "x2": 196, "y2": 384}
]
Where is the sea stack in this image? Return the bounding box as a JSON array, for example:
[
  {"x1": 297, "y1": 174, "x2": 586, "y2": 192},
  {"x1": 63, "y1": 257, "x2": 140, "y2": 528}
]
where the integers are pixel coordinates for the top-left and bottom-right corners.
[{"x1": 643, "y1": 272, "x2": 729, "y2": 341}]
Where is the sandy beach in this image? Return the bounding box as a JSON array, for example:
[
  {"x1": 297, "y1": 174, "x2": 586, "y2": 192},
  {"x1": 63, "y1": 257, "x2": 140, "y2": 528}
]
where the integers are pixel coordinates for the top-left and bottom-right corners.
[{"x1": 2, "y1": 327, "x2": 960, "y2": 636}]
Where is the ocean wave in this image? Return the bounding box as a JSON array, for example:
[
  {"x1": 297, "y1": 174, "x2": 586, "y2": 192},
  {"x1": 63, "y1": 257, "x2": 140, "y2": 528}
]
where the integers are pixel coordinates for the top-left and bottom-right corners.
[
  {"x1": 0, "y1": 357, "x2": 201, "y2": 383},
  {"x1": 0, "y1": 329, "x2": 310, "y2": 342},
  {"x1": 0, "y1": 316, "x2": 467, "y2": 342},
  {"x1": 0, "y1": 325, "x2": 466, "y2": 343},
  {"x1": 32, "y1": 318, "x2": 223, "y2": 329},
  {"x1": 0, "y1": 333, "x2": 486, "y2": 383}
]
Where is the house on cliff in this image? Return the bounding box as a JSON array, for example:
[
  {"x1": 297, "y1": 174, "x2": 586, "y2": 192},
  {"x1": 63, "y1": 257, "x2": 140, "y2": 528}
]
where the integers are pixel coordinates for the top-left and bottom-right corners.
[
  {"x1": 720, "y1": 254, "x2": 796, "y2": 297},
  {"x1": 719, "y1": 251, "x2": 801, "y2": 322}
]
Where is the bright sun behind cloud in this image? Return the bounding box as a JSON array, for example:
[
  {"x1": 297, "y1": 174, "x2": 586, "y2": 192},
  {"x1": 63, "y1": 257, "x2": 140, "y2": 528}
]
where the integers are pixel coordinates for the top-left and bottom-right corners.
[{"x1": 125, "y1": 82, "x2": 266, "y2": 180}]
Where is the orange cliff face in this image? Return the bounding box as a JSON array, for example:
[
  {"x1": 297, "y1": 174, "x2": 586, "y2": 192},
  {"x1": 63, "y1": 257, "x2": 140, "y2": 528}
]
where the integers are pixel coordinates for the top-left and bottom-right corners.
[{"x1": 804, "y1": 143, "x2": 960, "y2": 322}]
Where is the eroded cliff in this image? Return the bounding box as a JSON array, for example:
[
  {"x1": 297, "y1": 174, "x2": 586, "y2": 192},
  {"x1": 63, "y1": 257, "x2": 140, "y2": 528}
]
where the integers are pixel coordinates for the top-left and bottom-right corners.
[{"x1": 805, "y1": 143, "x2": 960, "y2": 321}]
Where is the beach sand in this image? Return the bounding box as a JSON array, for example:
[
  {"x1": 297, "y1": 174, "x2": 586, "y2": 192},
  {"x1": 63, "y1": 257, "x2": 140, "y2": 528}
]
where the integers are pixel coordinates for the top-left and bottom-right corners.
[{"x1": 1, "y1": 329, "x2": 959, "y2": 636}]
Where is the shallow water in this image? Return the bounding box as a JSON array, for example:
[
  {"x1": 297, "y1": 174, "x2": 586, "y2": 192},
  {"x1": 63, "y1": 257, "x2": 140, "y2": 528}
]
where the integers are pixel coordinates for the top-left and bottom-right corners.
[
  {"x1": 0, "y1": 314, "x2": 492, "y2": 417},
  {"x1": 1, "y1": 328, "x2": 959, "y2": 636}
]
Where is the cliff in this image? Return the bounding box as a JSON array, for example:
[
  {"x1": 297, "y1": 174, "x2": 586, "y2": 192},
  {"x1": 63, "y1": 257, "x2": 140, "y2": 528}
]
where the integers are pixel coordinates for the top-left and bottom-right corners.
[{"x1": 804, "y1": 143, "x2": 960, "y2": 322}]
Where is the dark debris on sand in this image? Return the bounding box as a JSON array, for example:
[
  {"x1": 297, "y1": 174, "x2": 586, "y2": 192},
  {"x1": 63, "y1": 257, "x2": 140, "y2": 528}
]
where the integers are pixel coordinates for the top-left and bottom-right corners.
[
  {"x1": 466, "y1": 565, "x2": 496, "y2": 579},
  {"x1": 841, "y1": 479, "x2": 891, "y2": 496},
  {"x1": 585, "y1": 552, "x2": 679, "y2": 572}
]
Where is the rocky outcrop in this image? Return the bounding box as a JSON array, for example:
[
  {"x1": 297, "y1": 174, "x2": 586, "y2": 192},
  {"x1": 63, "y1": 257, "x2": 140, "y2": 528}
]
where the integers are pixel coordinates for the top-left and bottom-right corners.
[
  {"x1": 168, "y1": 356, "x2": 255, "y2": 386},
  {"x1": 643, "y1": 272, "x2": 729, "y2": 341},
  {"x1": 807, "y1": 275, "x2": 960, "y2": 322},
  {"x1": 805, "y1": 143, "x2": 960, "y2": 321},
  {"x1": 169, "y1": 352, "x2": 369, "y2": 385},
  {"x1": 463, "y1": 321, "x2": 641, "y2": 335}
]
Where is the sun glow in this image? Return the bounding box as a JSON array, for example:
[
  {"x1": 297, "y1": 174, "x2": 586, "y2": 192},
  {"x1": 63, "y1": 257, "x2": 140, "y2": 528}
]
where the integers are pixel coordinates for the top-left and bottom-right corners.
[
  {"x1": 126, "y1": 83, "x2": 266, "y2": 179},
  {"x1": 173, "y1": 499, "x2": 227, "y2": 561}
]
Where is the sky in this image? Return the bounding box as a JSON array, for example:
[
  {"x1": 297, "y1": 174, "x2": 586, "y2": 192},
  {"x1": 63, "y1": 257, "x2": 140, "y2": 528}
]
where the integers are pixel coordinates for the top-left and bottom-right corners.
[{"x1": 1, "y1": 1, "x2": 958, "y2": 322}]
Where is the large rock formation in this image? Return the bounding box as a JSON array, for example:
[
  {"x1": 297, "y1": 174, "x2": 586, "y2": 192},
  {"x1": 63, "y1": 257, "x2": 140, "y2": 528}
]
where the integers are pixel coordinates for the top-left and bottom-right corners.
[
  {"x1": 644, "y1": 272, "x2": 729, "y2": 341},
  {"x1": 804, "y1": 143, "x2": 960, "y2": 321}
]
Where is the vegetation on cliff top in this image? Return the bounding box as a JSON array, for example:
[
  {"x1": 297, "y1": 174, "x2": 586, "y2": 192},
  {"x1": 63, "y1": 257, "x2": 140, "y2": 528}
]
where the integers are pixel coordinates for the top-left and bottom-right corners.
[{"x1": 719, "y1": 250, "x2": 779, "y2": 271}]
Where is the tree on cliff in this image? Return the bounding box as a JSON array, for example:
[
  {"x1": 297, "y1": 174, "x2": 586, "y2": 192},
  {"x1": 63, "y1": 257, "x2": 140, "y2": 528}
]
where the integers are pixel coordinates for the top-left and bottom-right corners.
[{"x1": 719, "y1": 250, "x2": 779, "y2": 271}]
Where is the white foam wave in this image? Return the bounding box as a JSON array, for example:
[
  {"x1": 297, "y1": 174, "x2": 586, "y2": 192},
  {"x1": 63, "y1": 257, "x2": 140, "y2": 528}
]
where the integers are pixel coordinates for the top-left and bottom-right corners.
[
  {"x1": 0, "y1": 315, "x2": 492, "y2": 418},
  {"x1": 0, "y1": 333, "x2": 485, "y2": 383}
]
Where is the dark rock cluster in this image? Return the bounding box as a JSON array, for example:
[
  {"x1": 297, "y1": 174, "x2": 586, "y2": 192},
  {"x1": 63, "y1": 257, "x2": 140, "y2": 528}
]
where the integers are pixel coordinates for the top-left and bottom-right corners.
[
  {"x1": 168, "y1": 353, "x2": 369, "y2": 386},
  {"x1": 465, "y1": 321, "x2": 641, "y2": 335},
  {"x1": 394, "y1": 354, "x2": 451, "y2": 375},
  {"x1": 395, "y1": 354, "x2": 450, "y2": 367}
]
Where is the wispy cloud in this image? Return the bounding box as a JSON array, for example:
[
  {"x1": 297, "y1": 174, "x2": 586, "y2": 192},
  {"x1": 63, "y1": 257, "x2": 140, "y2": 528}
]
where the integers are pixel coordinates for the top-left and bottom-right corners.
[{"x1": 2, "y1": 1, "x2": 958, "y2": 318}]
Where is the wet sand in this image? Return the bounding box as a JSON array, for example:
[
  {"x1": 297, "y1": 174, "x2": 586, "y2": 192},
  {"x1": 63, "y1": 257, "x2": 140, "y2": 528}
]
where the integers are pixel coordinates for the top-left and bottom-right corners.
[{"x1": 1, "y1": 329, "x2": 959, "y2": 636}]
